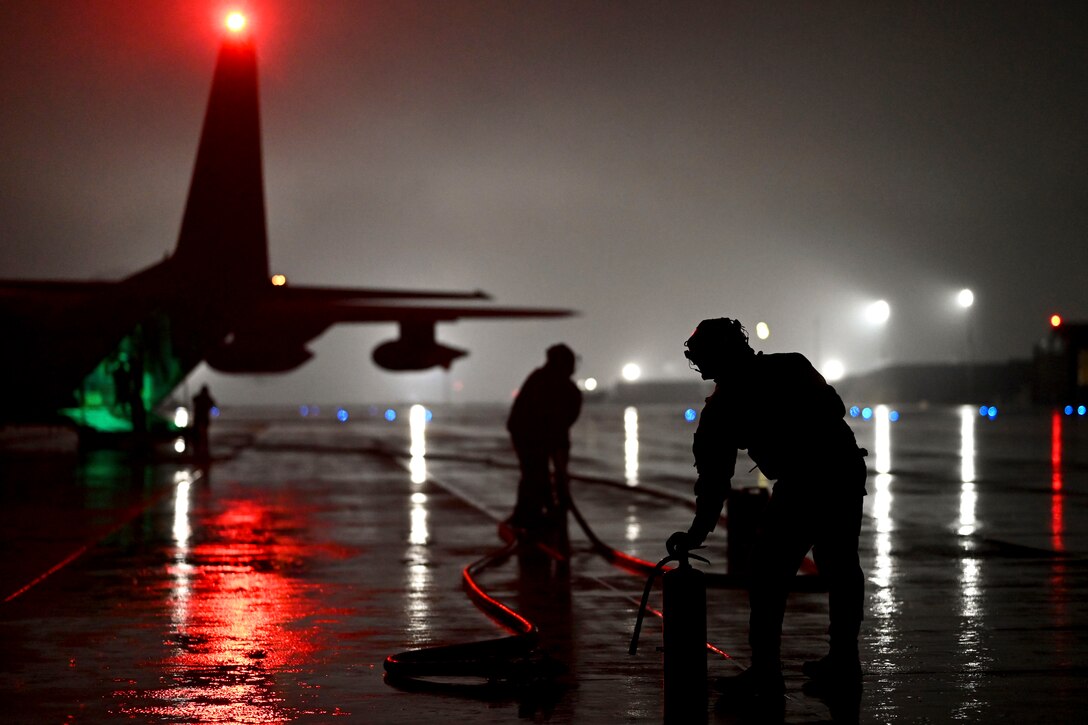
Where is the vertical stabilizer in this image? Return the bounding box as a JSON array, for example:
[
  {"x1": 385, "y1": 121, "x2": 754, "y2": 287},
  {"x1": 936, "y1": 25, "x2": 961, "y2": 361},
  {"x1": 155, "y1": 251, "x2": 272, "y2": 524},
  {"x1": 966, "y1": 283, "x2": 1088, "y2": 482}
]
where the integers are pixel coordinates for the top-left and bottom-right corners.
[{"x1": 173, "y1": 33, "x2": 269, "y2": 293}]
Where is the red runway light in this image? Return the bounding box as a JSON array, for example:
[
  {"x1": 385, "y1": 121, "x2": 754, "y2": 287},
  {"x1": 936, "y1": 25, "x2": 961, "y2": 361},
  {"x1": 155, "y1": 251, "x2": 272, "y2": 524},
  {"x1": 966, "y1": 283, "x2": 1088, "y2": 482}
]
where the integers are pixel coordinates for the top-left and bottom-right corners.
[
  {"x1": 1050, "y1": 314, "x2": 1062, "y2": 328},
  {"x1": 225, "y1": 11, "x2": 247, "y2": 33}
]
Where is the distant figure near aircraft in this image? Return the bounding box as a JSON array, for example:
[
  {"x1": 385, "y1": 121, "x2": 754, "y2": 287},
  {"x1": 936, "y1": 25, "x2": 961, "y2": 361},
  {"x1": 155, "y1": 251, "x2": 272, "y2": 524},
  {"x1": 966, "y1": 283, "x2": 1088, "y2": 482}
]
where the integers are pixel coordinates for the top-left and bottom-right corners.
[
  {"x1": 667, "y1": 318, "x2": 867, "y2": 699},
  {"x1": 506, "y1": 344, "x2": 582, "y2": 532},
  {"x1": 192, "y1": 385, "x2": 217, "y2": 461}
]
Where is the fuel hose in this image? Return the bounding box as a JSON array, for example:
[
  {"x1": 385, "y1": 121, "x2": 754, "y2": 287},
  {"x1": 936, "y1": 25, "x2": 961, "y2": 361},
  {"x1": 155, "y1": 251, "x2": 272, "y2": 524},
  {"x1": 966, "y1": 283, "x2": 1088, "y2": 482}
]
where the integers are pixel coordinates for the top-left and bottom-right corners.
[{"x1": 383, "y1": 489, "x2": 733, "y2": 695}]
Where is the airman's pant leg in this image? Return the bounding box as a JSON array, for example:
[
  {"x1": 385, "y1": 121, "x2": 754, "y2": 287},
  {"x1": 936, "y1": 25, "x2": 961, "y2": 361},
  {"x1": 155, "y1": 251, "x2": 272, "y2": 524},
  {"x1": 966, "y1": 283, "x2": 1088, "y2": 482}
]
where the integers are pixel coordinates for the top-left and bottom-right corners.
[
  {"x1": 513, "y1": 442, "x2": 550, "y2": 528},
  {"x1": 748, "y1": 491, "x2": 814, "y2": 668},
  {"x1": 812, "y1": 492, "x2": 864, "y2": 658}
]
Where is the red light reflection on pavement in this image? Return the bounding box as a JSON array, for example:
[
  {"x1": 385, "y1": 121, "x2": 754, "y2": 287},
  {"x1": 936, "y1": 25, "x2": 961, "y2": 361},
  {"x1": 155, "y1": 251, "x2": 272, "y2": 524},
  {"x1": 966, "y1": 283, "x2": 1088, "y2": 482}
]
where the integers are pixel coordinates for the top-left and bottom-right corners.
[
  {"x1": 113, "y1": 483, "x2": 349, "y2": 721},
  {"x1": 1050, "y1": 410, "x2": 1063, "y2": 552},
  {"x1": 1048, "y1": 410, "x2": 1069, "y2": 654}
]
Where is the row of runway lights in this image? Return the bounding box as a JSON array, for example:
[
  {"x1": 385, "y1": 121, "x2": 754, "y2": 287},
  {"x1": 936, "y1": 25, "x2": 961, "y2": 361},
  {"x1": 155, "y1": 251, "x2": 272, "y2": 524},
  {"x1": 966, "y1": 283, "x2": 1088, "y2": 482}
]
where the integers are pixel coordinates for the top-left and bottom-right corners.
[
  {"x1": 295, "y1": 402, "x2": 1086, "y2": 427},
  {"x1": 683, "y1": 405, "x2": 906, "y2": 424},
  {"x1": 298, "y1": 404, "x2": 432, "y2": 424},
  {"x1": 305, "y1": 404, "x2": 911, "y2": 425}
]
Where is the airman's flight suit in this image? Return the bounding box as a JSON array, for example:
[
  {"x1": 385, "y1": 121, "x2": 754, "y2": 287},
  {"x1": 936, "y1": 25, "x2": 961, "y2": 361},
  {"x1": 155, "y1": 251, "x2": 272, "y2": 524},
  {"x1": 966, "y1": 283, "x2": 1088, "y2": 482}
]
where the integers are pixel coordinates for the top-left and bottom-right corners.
[{"x1": 688, "y1": 351, "x2": 867, "y2": 669}]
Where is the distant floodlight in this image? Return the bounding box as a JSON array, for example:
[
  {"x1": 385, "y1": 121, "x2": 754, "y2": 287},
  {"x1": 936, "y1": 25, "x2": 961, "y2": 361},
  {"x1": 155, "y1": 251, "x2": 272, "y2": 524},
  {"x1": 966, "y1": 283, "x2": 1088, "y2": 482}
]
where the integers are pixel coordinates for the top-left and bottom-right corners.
[
  {"x1": 271, "y1": 274, "x2": 287, "y2": 286},
  {"x1": 1050, "y1": 314, "x2": 1062, "y2": 328},
  {"x1": 621, "y1": 363, "x2": 642, "y2": 382},
  {"x1": 225, "y1": 11, "x2": 247, "y2": 32},
  {"x1": 865, "y1": 300, "x2": 891, "y2": 325},
  {"x1": 957, "y1": 288, "x2": 974, "y2": 308},
  {"x1": 584, "y1": 377, "x2": 598, "y2": 392},
  {"x1": 174, "y1": 406, "x2": 190, "y2": 428},
  {"x1": 823, "y1": 359, "x2": 845, "y2": 382},
  {"x1": 174, "y1": 437, "x2": 186, "y2": 454},
  {"x1": 755, "y1": 321, "x2": 770, "y2": 340}
]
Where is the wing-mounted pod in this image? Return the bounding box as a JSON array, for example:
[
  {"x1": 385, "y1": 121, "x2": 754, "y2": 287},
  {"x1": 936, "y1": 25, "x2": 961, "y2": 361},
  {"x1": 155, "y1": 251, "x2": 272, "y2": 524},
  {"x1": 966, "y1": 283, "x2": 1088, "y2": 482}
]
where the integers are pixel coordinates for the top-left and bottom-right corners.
[{"x1": 372, "y1": 321, "x2": 467, "y2": 371}]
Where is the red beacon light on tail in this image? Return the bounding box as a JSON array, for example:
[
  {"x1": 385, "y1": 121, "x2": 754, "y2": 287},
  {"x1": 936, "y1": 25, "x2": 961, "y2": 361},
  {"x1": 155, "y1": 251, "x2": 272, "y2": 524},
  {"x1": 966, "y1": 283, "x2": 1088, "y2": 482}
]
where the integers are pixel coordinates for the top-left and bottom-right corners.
[{"x1": 225, "y1": 11, "x2": 247, "y2": 33}]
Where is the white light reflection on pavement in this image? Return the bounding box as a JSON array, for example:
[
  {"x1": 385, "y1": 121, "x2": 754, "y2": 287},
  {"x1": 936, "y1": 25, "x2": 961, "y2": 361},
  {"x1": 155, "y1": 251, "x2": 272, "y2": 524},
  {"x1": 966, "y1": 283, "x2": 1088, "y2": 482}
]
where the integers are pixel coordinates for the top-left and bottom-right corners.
[
  {"x1": 869, "y1": 402, "x2": 898, "y2": 659},
  {"x1": 954, "y1": 406, "x2": 988, "y2": 719},
  {"x1": 959, "y1": 406, "x2": 977, "y2": 537},
  {"x1": 170, "y1": 469, "x2": 194, "y2": 641},
  {"x1": 409, "y1": 404, "x2": 428, "y2": 485},
  {"x1": 874, "y1": 405, "x2": 891, "y2": 474},
  {"x1": 409, "y1": 492, "x2": 429, "y2": 546},
  {"x1": 624, "y1": 407, "x2": 639, "y2": 486},
  {"x1": 869, "y1": 472, "x2": 898, "y2": 659},
  {"x1": 405, "y1": 407, "x2": 432, "y2": 643},
  {"x1": 625, "y1": 504, "x2": 641, "y2": 543}
]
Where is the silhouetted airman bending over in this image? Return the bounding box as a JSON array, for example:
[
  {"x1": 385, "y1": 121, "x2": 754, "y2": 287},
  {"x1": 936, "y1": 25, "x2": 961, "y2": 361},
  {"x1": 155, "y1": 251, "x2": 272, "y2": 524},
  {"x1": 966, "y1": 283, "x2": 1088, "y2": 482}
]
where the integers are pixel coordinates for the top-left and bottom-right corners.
[
  {"x1": 668, "y1": 318, "x2": 867, "y2": 698},
  {"x1": 507, "y1": 344, "x2": 582, "y2": 531}
]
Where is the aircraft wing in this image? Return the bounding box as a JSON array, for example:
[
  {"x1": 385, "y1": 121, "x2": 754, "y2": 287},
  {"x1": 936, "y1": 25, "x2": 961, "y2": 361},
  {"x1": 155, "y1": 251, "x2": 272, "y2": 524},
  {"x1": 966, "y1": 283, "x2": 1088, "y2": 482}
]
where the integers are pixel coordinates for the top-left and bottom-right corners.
[
  {"x1": 0, "y1": 279, "x2": 114, "y2": 305},
  {"x1": 204, "y1": 284, "x2": 576, "y2": 373},
  {"x1": 262, "y1": 284, "x2": 572, "y2": 322},
  {"x1": 265, "y1": 284, "x2": 494, "y2": 302}
]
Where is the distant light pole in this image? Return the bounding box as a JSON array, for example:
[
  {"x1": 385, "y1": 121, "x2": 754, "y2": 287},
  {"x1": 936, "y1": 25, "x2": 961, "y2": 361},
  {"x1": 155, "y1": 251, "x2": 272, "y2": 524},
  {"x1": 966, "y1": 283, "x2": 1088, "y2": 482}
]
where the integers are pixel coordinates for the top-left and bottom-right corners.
[
  {"x1": 957, "y1": 288, "x2": 975, "y2": 399},
  {"x1": 865, "y1": 300, "x2": 891, "y2": 367}
]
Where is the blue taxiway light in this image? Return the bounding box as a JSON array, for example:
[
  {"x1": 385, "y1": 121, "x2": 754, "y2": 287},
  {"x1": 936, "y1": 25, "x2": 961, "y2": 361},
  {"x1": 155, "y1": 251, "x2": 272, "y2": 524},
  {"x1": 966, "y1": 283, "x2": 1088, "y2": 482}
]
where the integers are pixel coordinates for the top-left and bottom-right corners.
[
  {"x1": 1079, "y1": 405, "x2": 1087, "y2": 416},
  {"x1": 861, "y1": 407, "x2": 873, "y2": 420},
  {"x1": 425, "y1": 409, "x2": 434, "y2": 422},
  {"x1": 889, "y1": 410, "x2": 900, "y2": 422},
  {"x1": 979, "y1": 405, "x2": 989, "y2": 416},
  {"x1": 987, "y1": 406, "x2": 998, "y2": 419},
  {"x1": 210, "y1": 406, "x2": 220, "y2": 418},
  {"x1": 849, "y1": 406, "x2": 861, "y2": 418},
  {"x1": 684, "y1": 408, "x2": 697, "y2": 422},
  {"x1": 384, "y1": 409, "x2": 397, "y2": 422},
  {"x1": 1065, "y1": 405, "x2": 1074, "y2": 415},
  {"x1": 300, "y1": 405, "x2": 309, "y2": 417},
  {"x1": 336, "y1": 408, "x2": 349, "y2": 422}
]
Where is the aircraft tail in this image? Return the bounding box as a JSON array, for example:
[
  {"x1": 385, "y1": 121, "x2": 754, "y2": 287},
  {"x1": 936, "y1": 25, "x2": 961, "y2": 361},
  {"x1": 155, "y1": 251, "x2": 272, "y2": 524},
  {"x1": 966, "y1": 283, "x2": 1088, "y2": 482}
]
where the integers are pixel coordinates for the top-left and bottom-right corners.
[{"x1": 172, "y1": 32, "x2": 269, "y2": 293}]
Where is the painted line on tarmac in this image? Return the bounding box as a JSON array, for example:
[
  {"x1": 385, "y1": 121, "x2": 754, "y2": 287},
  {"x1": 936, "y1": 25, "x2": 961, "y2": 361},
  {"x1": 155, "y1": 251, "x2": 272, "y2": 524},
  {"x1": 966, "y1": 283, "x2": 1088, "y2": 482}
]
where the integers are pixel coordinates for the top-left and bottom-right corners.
[{"x1": 4, "y1": 468, "x2": 203, "y2": 603}]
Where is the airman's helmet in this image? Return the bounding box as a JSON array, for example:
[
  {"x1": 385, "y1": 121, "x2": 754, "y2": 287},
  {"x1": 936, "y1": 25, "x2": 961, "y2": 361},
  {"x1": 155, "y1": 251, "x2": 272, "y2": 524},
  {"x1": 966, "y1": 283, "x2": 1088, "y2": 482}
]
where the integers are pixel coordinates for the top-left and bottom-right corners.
[
  {"x1": 546, "y1": 343, "x2": 577, "y2": 375},
  {"x1": 684, "y1": 318, "x2": 752, "y2": 375}
]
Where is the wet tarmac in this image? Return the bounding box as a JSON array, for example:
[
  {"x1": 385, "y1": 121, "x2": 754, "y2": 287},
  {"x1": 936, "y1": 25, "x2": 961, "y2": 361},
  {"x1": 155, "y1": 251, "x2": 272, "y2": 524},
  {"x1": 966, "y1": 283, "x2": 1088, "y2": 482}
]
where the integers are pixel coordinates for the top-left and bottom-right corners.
[{"x1": 1, "y1": 402, "x2": 1086, "y2": 723}]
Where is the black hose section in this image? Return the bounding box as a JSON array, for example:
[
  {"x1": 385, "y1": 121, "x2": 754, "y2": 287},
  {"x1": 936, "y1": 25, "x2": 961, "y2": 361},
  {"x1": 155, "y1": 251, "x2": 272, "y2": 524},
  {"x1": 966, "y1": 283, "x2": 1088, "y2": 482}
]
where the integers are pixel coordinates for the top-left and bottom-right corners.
[
  {"x1": 567, "y1": 497, "x2": 659, "y2": 577},
  {"x1": 628, "y1": 556, "x2": 673, "y2": 655}
]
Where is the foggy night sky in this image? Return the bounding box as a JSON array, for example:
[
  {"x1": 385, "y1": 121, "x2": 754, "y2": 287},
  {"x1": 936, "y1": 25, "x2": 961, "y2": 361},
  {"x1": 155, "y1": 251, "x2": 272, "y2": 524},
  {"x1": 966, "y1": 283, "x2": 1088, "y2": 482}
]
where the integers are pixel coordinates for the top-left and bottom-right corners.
[{"x1": 1, "y1": 1, "x2": 1086, "y2": 405}]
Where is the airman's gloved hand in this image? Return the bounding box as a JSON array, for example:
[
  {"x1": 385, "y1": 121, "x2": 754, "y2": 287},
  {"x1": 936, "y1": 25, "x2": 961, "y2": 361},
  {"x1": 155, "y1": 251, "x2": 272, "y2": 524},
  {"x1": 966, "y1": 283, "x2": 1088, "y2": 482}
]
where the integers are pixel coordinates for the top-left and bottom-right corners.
[{"x1": 666, "y1": 531, "x2": 696, "y2": 557}]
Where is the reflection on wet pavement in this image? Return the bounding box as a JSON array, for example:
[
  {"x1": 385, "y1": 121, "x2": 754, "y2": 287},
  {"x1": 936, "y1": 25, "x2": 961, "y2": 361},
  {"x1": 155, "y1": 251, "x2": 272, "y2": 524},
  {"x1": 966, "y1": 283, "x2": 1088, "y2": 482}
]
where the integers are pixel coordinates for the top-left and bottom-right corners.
[{"x1": 1, "y1": 402, "x2": 1086, "y2": 722}]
